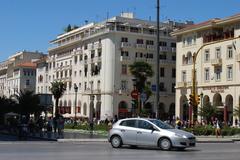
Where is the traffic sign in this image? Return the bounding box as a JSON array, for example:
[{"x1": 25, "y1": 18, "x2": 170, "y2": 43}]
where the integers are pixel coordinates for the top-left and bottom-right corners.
[
  {"x1": 131, "y1": 90, "x2": 139, "y2": 99},
  {"x1": 140, "y1": 92, "x2": 147, "y2": 102}
]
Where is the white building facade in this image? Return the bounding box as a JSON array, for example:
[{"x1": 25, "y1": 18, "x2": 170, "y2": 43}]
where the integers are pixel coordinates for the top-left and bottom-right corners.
[
  {"x1": 41, "y1": 13, "x2": 189, "y2": 120},
  {"x1": 173, "y1": 14, "x2": 240, "y2": 125},
  {"x1": 0, "y1": 51, "x2": 45, "y2": 98}
]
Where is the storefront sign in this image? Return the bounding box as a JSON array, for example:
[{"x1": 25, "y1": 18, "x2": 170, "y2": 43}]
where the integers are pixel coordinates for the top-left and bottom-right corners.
[{"x1": 202, "y1": 86, "x2": 229, "y2": 93}]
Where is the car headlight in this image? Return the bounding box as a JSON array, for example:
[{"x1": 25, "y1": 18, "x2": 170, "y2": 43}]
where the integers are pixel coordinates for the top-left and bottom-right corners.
[{"x1": 174, "y1": 133, "x2": 187, "y2": 138}]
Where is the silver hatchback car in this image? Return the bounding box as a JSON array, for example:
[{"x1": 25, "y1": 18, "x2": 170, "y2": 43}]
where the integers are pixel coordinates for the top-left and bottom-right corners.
[{"x1": 108, "y1": 118, "x2": 196, "y2": 150}]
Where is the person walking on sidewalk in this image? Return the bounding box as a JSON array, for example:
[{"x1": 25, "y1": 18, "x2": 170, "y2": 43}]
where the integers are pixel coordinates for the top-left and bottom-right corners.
[{"x1": 214, "y1": 118, "x2": 222, "y2": 138}]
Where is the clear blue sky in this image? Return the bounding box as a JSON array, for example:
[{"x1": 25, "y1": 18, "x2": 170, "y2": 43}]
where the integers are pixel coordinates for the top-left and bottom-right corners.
[{"x1": 0, "y1": 0, "x2": 240, "y2": 61}]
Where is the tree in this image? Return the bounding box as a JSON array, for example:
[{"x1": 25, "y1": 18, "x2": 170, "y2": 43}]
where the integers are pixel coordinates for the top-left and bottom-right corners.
[
  {"x1": 50, "y1": 81, "x2": 66, "y2": 117},
  {"x1": 0, "y1": 96, "x2": 15, "y2": 124},
  {"x1": 129, "y1": 61, "x2": 153, "y2": 93},
  {"x1": 63, "y1": 24, "x2": 79, "y2": 33},
  {"x1": 14, "y1": 90, "x2": 41, "y2": 120},
  {"x1": 129, "y1": 61, "x2": 154, "y2": 114},
  {"x1": 233, "y1": 104, "x2": 240, "y2": 120},
  {"x1": 198, "y1": 102, "x2": 218, "y2": 123}
]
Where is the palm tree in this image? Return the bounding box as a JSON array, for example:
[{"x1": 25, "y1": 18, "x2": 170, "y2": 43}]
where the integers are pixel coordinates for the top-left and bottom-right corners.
[
  {"x1": 14, "y1": 90, "x2": 41, "y2": 120},
  {"x1": 129, "y1": 61, "x2": 153, "y2": 114},
  {"x1": 198, "y1": 102, "x2": 218, "y2": 124},
  {"x1": 129, "y1": 61, "x2": 153, "y2": 93},
  {"x1": 50, "y1": 81, "x2": 66, "y2": 117}
]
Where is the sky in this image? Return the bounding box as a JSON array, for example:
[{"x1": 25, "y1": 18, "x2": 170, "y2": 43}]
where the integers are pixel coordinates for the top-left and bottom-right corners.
[{"x1": 0, "y1": 0, "x2": 240, "y2": 62}]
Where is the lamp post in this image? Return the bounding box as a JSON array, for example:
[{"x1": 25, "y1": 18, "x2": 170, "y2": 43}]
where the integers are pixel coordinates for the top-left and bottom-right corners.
[
  {"x1": 200, "y1": 92, "x2": 203, "y2": 124},
  {"x1": 156, "y1": 0, "x2": 160, "y2": 119},
  {"x1": 190, "y1": 36, "x2": 240, "y2": 124},
  {"x1": 74, "y1": 84, "x2": 78, "y2": 127}
]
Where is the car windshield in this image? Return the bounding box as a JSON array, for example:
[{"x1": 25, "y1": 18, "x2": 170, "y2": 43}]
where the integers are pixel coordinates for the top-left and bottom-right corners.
[{"x1": 149, "y1": 119, "x2": 173, "y2": 129}]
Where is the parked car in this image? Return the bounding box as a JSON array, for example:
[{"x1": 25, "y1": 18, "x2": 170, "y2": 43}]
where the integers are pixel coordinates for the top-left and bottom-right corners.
[{"x1": 108, "y1": 118, "x2": 196, "y2": 150}]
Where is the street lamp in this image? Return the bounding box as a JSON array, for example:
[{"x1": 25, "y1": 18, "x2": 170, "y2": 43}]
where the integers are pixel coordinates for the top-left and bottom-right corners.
[
  {"x1": 74, "y1": 83, "x2": 78, "y2": 127},
  {"x1": 190, "y1": 36, "x2": 240, "y2": 124},
  {"x1": 200, "y1": 92, "x2": 203, "y2": 124}
]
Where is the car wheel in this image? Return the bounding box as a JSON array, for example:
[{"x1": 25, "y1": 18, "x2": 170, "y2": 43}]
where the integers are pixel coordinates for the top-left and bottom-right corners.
[
  {"x1": 159, "y1": 138, "x2": 172, "y2": 151},
  {"x1": 111, "y1": 136, "x2": 122, "y2": 148}
]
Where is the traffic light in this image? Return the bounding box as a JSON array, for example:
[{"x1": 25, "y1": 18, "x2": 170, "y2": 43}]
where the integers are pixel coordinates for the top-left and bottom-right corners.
[
  {"x1": 195, "y1": 95, "x2": 201, "y2": 105},
  {"x1": 189, "y1": 94, "x2": 195, "y2": 106}
]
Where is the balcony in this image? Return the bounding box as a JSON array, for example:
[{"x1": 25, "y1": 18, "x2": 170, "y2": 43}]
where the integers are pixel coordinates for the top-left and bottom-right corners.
[
  {"x1": 159, "y1": 60, "x2": 175, "y2": 65},
  {"x1": 177, "y1": 82, "x2": 187, "y2": 88},
  {"x1": 236, "y1": 54, "x2": 240, "y2": 62},
  {"x1": 146, "y1": 45, "x2": 155, "y2": 50},
  {"x1": 160, "y1": 46, "x2": 170, "y2": 52},
  {"x1": 135, "y1": 44, "x2": 146, "y2": 50},
  {"x1": 84, "y1": 88, "x2": 101, "y2": 95},
  {"x1": 121, "y1": 42, "x2": 132, "y2": 48},
  {"x1": 211, "y1": 58, "x2": 222, "y2": 66},
  {"x1": 171, "y1": 47, "x2": 176, "y2": 52},
  {"x1": 187, "y1": 81, "x2": 198, "y2": 87},
  {"x1": 120, "y1": 56, "x2": 130, "y2": 61}
]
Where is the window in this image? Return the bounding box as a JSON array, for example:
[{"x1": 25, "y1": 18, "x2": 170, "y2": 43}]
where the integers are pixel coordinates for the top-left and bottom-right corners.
[
  {"x1": 136, "y1": 39, "x2": 144, "y2": 44},
  {"x1": 172, "y1": 83, "x2": 175, "y2": 93},
  {"x1": 91, "y1": 50, "x2": 95, "y2": 59},
  {"x1": 171, "y1": 43, "x2": 176, "y2": 48},
  {"x1": 74, "y1": 71, "x2": 77, "y2": 77},
  {"x1": 121, "y1": 37, "x2": 128, "y2": 42},
  {"x1": 227, "y1": 65, "x2": 233, "y2": 80},
  {"x1": 159, "y1": 82, "x2": 165, "y2": 91},
  {"x1": 121, "y1": 80, "x2": 128, "y2": 90},
  {"x1": 159, "y1": 41, "x2": 167, "y2": 46},
  {"x1": 172, "y1": 55, "x2": 176, "y2": 61},
  {"x1": 121, "y1": 65, "x2": 127, "y2": 74},
  {"x1": 216, "y1": 67, "x2": 221, "y2": 81},
  {"x1": 137, "y1": 120, "x2": 153, "y2": 130},
  {"x1": 182, "y1": 71, "x2": 186, "y2": 82},
  {"x1": 204, "y1": 49, "x2": 210, "y2": 62},
  {"x1": 120, "y1": 120, "x2": 136, "y2": 127},
  {"x1": 147, "y1": 53, "x2": 153, "y2": 59},
  {"x1": 204, "y1": 68, "x2": 210, "y2": 81},
  {"x1": 65, "y1": 70, "x2": 68, "y2": 77},
  {"x1": 227, "y1": 46, "x2": 233, "y2": 59},
  {"x1": 26, "y1": 80, "x2": 30, "y2": 86},
  {"x1": 216, "y1": 47, "x2": 221, "y2": 58},
  {"x1": 159, "y1": 52, "x2": 167, "y2": 60},
  {"x1": 160, "y1": 68, "x2": 165, "y2": 77},
  {"x1": 84, "y1": 82, "x2": 87, "y2": 90},
  {"x1": 98, "y1": 49, "x2": 102, "y2": 57},
  {"x1": 172, "y1": 68, "x2": 176, "y2": 78},
  {"x1": 121, "y1": 51, "x2": 129, "y2": 57},
  {"x1": 74, "y1": 56, "x2": 78, "y2": 64},
  {"x1": 146, "y1": 40, "x2": 154, "y2": 45}
]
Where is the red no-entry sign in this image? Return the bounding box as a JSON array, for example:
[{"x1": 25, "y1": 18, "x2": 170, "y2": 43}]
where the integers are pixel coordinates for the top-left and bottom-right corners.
[{"x1": 131, "y1": 90, "x2": 139, "y2": 99}]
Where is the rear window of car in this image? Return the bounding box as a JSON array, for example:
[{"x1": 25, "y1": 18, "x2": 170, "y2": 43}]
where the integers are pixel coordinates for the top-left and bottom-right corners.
[{"x1": 119, "y1": 120, "x2": 136, "y2": 127}]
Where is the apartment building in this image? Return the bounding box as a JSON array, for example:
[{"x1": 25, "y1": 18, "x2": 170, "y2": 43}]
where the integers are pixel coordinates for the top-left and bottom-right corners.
[
  {"x1": 0, "y1": 51, "x2": 45, "y2": 97},
  {"x1": 173, "y1": 13, "x2": 240, "y2": 124},
  {"x1": 42, "y1": 13, "x2": 189, "y2": 120}
]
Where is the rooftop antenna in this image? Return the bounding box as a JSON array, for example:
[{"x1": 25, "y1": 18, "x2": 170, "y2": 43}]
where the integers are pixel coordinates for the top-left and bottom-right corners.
[{"x1": 107, "y1": 11, "x2": 109, "y2": 20}]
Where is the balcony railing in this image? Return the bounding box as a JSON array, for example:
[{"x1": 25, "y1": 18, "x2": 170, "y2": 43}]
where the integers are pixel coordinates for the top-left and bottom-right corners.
[
  {"x1": 121, "y1": 42, "x2": 132, "y2": 48},
  {"x1": 146, "y1": 45, "x2": 155, "y2": 50},
  {"x1": 177, "y1": 82, "x2": 187, "y2": 88},
  {"x1": 211, "y1": 58, "x2": 222, "y2": 66},
  {"x1": 135, "y1": 44, "x2": 146, "y2": 49},
  {"x1": 120, "y1": 56, "x2": 130, "y2": 61}
]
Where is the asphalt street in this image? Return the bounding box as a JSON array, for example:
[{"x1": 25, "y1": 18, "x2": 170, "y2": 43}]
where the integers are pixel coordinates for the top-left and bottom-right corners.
[{"x1": 0, "y1": 141, "x2": 239, "y2": 160}]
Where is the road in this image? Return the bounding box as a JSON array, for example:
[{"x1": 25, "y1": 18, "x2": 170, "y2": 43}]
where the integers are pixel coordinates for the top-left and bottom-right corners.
[{"x1": 0, "y1": 141, "x2": 239, "y2": 160}]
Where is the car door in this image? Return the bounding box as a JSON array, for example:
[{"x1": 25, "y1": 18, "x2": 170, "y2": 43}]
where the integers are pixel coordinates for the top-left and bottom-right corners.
[
  {"x1": 119, "y1": 119, "x2": 137, "y2": 145},
  {"x1": 136, "y1": 120, "x2": 160, "y2": 146}
]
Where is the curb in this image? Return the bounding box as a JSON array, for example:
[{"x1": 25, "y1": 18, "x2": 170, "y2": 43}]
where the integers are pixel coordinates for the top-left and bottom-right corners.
[{"x1": 57, "y1": 138, "x2": 108, "y2": 142}]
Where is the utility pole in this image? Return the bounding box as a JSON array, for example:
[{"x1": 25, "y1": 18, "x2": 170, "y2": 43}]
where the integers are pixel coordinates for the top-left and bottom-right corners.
[{"x1": 156, "y1": 0, "x2": 160, "y2": 119}]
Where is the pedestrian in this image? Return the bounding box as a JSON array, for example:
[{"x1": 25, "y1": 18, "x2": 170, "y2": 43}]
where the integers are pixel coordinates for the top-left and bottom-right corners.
[
  {"x1": 175, "y1": 117, "x2": 182, "y2": 129},
  {"x1": 235, "y1": 118, "x2": 238, "y2": 127},
  {"x1": 53, "y1": 116, "x2": 57, "y2": 133},
  {"x1": 214, "y1": 118, "x2": 222, "y2": 138},
  {"x1": 57, "y1": 116, "x2": 64, "y2": 138},
  {"x1": 47, "y1": 117, "x2": 53, "y2": 138},
  {"x1": 113, "y1": 115, "x2": 118, "y2": 124}
]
